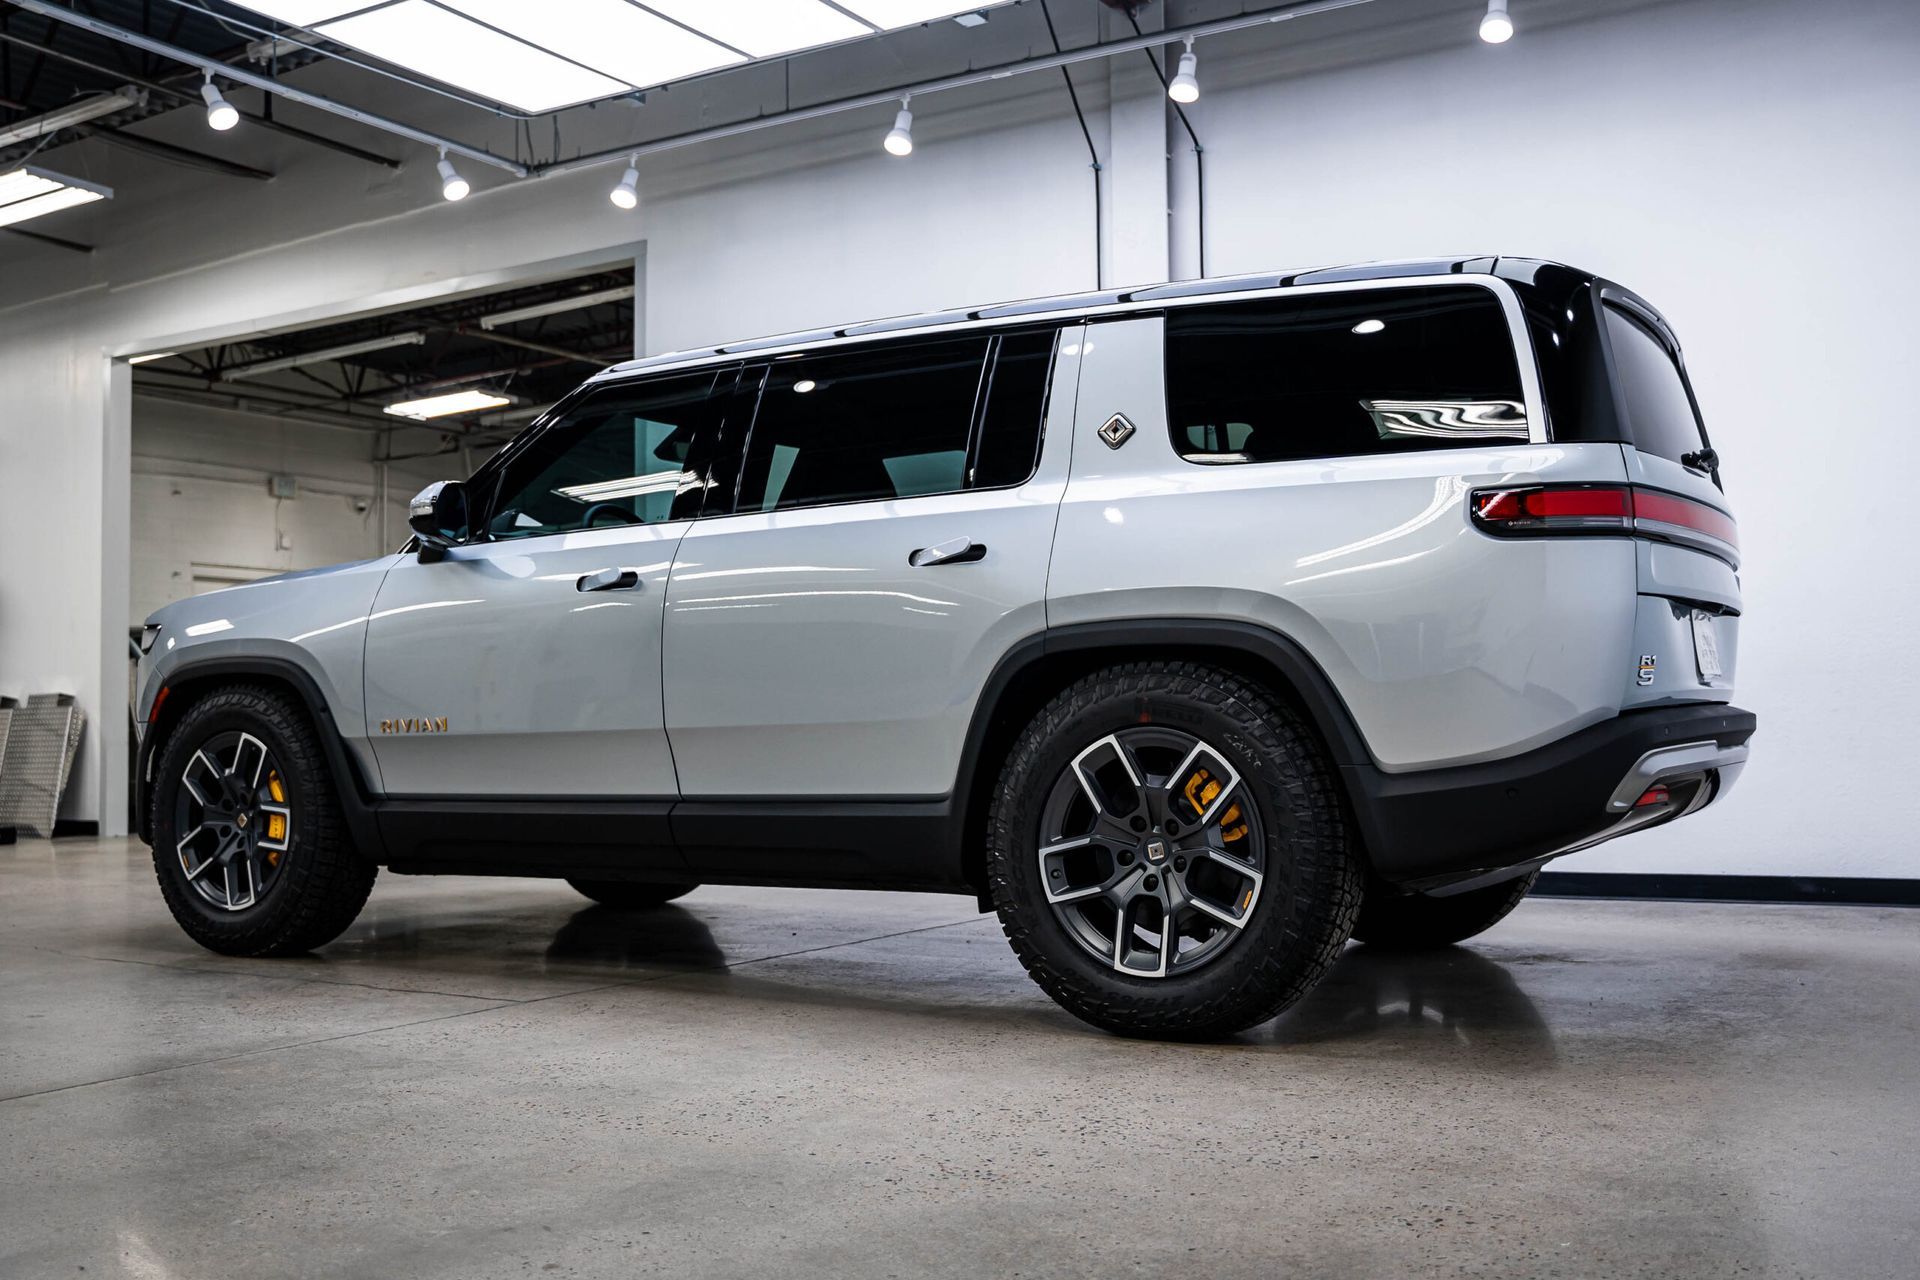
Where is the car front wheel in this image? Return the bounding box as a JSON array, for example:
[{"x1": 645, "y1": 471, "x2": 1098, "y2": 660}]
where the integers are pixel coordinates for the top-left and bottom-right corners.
[
  {"x1": 985, "y1": 661, "x2": 1362, "y2": 1040},
  {"x1": 149, "y1": 685, "x2": 376, "y2": 957}
]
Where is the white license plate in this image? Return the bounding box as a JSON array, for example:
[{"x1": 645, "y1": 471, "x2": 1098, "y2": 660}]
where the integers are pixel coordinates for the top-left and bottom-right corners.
[{"x1": 1691, "y1": 612, "x2": 1723, "y2": 681}]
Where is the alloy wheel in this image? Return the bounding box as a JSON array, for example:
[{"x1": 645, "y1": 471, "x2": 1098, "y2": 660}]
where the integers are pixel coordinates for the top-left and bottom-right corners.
[
  {"x1": 1036, "y1": 727, "x2": 1266, "y2": 978},
  {"x1": 174, "y1": 731, "x2": 293, "y2": 912}
]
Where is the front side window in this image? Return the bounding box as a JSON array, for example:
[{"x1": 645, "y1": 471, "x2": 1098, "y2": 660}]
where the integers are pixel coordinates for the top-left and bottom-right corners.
[
  {"x1": 1166, "y1": 286, "x2": 1528, "y2": 465},
  {"x1": 1602, "y1": 303, "x2": 1708, "y2": 464},
  {"x1": 483, "y1": 372, "x2": 719, "y2": 539},
  {"x1": 736, "y1": 337, "x2": 991, "y2": 513}
]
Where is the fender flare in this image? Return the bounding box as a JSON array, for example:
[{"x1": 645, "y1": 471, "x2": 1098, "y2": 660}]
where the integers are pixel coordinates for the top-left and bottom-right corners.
[{"x1": 137, "y1": 656, "x2": 384, "y2": 858}]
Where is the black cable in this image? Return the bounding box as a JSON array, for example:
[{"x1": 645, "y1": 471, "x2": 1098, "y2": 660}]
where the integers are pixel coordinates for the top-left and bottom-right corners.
[
  {"x1": 1041, "y1": 0, "x2": 1103, "y2": 290},
  {"x1": 1124, "y1": 8, "x2": 1207, "y2": 279}
]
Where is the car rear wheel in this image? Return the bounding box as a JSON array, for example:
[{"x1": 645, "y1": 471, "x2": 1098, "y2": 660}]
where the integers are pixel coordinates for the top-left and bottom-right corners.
[
  {"x1": 985, "y1": 661, "x2": 1362, "y2": 1040},
  {"x1": 1351, "y1": 871, "x2": 1539, "y2": 950},
  {"x1": 567, "y1": 879, "x2": 698, "y2": 909},
  {"x1": 149, "y1": 685, "x2": 376, "y2": 957}
]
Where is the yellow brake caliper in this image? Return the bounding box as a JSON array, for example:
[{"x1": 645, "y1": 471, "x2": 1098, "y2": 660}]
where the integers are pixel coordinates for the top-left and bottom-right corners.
[
  {"x1": 265, "y1": 772, "x2": 287, "y2": 863},
  {"x1": 1182, "y1": 768, "x2": 1248, "y2": 844}
]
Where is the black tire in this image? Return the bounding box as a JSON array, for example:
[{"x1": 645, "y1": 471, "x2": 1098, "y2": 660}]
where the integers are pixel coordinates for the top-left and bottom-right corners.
[
  {"x1": 566, "y1": 879, "x2": 698, "y2": 909},
  {"x1": 985, "y1": 661, "x2": 1363, "y2": 1041},
  {"x1": 1351, "y1": 871, "x2": 1539, "y2": 950},
  {"x1": 149, "y1": 684, "x2": 376, "y2": 957}
]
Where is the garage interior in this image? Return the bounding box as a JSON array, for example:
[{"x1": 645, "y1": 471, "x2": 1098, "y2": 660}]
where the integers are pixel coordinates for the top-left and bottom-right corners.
[{"x1": 2, "y1": 1, "x2": 1916, "y2": 1277}]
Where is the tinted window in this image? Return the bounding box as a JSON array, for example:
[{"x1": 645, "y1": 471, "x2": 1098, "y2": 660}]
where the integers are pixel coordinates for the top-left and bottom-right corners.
[
  {"x1": 1603, "y1": 304, "x2": 1707, "y2": 463},
  {"x1": 1165, "y1": 286, "x2": 1527, "y2": 465},
  {"x1": 737, "y1": 337, "x2": 989, "y2": 513},
  {"x1": 484, "y1": 372, "x2": 717, "y2": 539},
  {"x1": 971, "y1": 330, "x2": 1055, "y2": 489}
]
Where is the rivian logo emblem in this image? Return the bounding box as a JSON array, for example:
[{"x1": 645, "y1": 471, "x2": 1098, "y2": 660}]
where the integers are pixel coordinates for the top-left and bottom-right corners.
[
  {"x1": 381, "y1": 716, "x2": 449, "y2": 735},
  {"x1": 1145, "y1": 839, "x2": 1167, "y2": 864},
  {"x1": 1098, "y1": 413, "x2": 1136, "y2": 450}
]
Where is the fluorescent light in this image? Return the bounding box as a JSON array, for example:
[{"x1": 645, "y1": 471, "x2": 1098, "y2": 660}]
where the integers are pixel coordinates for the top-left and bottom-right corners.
[
  {"x1": 233, "y1": 1, "x2": 369, "y2": 25},
  {"x1": 128, "y1": 352, "x2": 177, "y2": 364},
  {"x1": 479, "y1": 285, "x2": 635, "y2": 330},
  {"x1": 317, "y1": 1, "x2": 627, "y2": 114},
  {"x1": 0, "y1": 166, "x2": 111, "y2": 229},
  {"x1": 642, "y1": 0, "x2": 868, "y2": 59},
  {"x1": 0, "y1": 87, "x2": 144, "y2": 148},
  {"x1": 442, "y1": 0, "x2": 741, "y2": 90},
  {"x1": 228, "y1": 331, "x2": 427, "y2": 380},
  {"x1": 385, "y1": 389, "x2": 512, "y2": 420},
  {"x1": 837, "y1": 1, "x2": 1001, "y2": 26}
]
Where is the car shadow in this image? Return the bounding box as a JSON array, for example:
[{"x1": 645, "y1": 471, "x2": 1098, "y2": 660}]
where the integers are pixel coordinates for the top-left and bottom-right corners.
[{"x1": 544, "y1": 902, "x2": 728, "y2": 971}]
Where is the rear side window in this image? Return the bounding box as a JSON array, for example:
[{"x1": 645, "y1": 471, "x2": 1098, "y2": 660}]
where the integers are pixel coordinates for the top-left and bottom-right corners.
[
  {"x1": 1602, "y1": 304, "x2": 1708, "y2": 463},
  {"x1": 483, "y1": 371, "x2": 718, "y2": 539},
  {"x1": 1165, "y1": 286, "x2": 1527, "y2": 465},
  {"x1": 734, "y1": 331, "x2": 1052, "y2": 514}
]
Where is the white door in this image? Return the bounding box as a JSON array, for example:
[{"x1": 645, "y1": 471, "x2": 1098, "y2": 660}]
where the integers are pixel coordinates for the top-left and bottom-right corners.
[
  {"x1": 362, "y1": 369, "x2": 726, "y2": 797},
  {"x1": 663, "y1": 328, "x2": 1080, "y2": 798}
]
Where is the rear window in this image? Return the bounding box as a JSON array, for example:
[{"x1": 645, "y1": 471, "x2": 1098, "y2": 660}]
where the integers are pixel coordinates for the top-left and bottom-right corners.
[
  {"x1": 1165, "y1": 285, "x2": 1527, "y2": 465},
  {"x1": 1602, "y1": 304, "x2": 1708, "y2": 463}
]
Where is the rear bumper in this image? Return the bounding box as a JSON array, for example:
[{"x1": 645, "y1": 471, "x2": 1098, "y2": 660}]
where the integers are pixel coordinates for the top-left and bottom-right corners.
[{"x1": 1348, "y1": 703, "x2": 1756, "y2": 890}]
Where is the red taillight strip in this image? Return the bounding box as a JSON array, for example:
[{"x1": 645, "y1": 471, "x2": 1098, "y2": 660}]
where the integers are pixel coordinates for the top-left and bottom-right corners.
[{"x1": 1471, "y1": 483, "x2": 1739, "y2": 566}]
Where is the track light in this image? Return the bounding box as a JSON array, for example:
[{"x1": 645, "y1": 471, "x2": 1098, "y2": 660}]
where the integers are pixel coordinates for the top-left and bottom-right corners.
[
  {"x1": 610, "y1": 155, "x2": 640, "y2": 210},
  {"x1": 1168, "y1": 37, "x2": 1199, "y2": 105},
  {"x1": 883, "y1": 97, "x2": 913, "y2": 157},
  {"x1": 1480, "y1": 0, "x2": 1514, "y2": 43},
  {"x1": 436, "y1": 147, "x2": 469, "y2": 201},
  {"x1": 201, "y1": 72, "x2": 239, "y2": 132}
]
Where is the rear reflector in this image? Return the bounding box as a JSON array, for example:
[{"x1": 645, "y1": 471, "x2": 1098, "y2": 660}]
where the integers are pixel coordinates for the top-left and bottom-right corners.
[
  {"x1": 1471, "y1": 483, "x2": 1738, "y2": 564},
  {"x1": 1634, "y1": 785, "x2": 1671, "y2": 808}
]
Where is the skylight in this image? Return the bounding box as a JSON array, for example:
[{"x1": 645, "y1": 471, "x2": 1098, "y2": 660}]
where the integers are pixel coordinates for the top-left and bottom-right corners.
[{"x1": 234, "y1": 0, "x2": 1011, "y2": 114}]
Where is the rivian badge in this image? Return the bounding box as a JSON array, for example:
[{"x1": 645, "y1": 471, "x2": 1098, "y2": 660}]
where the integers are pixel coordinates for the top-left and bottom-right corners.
[
  {"x1": 1098, "y1": 413, "x2": 1136, "y2": 450},
  {"x1": 1145, "y1": 839, "x2": 1167, "y2": 864}
]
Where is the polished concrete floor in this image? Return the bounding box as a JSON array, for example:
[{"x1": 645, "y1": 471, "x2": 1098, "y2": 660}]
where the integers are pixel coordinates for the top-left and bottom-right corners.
[{"x1": 2, "y1": 838, "x2": 1915, "y2": 1279}]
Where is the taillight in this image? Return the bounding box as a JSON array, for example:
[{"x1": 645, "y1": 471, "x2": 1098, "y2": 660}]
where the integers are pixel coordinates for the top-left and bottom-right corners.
[{"x1": 1471, "y1": 483, "x2": 1738, "y2": 565}]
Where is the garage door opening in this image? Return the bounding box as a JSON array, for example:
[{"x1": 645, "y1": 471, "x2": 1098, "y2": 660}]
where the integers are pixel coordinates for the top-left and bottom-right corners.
[{"x1": 122, "y1": 263, "x2": 636, "y2": 814}]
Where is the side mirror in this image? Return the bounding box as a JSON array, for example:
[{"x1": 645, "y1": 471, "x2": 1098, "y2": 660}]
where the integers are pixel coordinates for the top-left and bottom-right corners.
[{"x1": 408, "y1": 481, "x2": 469, "y2": 562}]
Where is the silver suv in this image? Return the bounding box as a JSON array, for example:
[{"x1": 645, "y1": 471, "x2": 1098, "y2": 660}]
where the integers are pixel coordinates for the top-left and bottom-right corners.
[{"x1": 134, "y1": 257, "x2": 1753, "y2": 1039}]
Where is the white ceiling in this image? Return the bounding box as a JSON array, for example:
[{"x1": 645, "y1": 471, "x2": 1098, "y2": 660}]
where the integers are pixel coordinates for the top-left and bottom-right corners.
[{"x1": 237, "y1": 0, "x2": 1015, "y2": 114}]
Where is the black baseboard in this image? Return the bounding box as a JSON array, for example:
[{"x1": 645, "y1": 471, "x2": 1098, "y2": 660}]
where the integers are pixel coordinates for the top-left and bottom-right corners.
[
  {"x1": 1535, "y1": 872, "x2": 1920, "y2": 907},
  {"x1": 50, "y1": 820, "x2": 99, "y2": 838},
  {"x1": 0, "y1": 826, "x2": 14, "y2": 845}
]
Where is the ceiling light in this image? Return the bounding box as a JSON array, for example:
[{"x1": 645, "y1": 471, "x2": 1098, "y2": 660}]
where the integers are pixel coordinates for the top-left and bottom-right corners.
[
  {"x1": 385, "y1": 389, "x2": 512, "y2": 420},
  {"x1": 436, "y1": 148, "x2": 469, "y2": 201},
  {"x1": 127, "y1": 352, "x2": 177, "y2": 364},
  {"x1": 610, "y1": 156, "x2": 640, "y2": 210},
  {"x1": 793, "y1": 380, "x2": 817, "y2": 393},
  {"x1": 202, "y1": 73, "x2": 240, "y2": 131},
  {"x1": 1168, "y1": 38, "x2": 1199, "y2": 104},
  {"x1": 232, "y1": 1, "x2": 368, "y2": 24},
  {"x1": 641, "y1": 0, "x2": 867, "y2": 60},
  {"x1": 0, "y1": 86, "x2": 145, "y2": 148},
  {"x1": 441, "y1": 0, "x2": 741, "y2": 91},
  {"x1": 952, "y1": 12, "x2": 989, "y2": 27},
  {"x1": 884, "y1": 97, "x2": 914, "y2": 157},
  {"x1": 1351, "y1": 319, "x2": 1386, "y2": 335},
  {"x1": 0, "y1": 165, "x2": 111, "y2": 229},
  {"x1": 480, "y1": 285, "x2": 636, "y2": 330},
  {"x1": 1480, "y1": 0, "x2": 1514, "y2": 43},
  {"x1": 228, "y1": 332, "x2": 427, "y2": 380},
  {"x1": 317, "y1": 1, "x2": 626, "y2": 114}
]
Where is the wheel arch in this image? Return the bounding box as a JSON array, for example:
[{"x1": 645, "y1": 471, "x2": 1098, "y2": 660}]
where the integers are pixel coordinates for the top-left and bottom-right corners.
[
  {"x1": 138, "y1": 657, "x2": 383, "y2": 857},
  {"x1": 952, "y1": 620, "x2": 1379, "y2": 896}
]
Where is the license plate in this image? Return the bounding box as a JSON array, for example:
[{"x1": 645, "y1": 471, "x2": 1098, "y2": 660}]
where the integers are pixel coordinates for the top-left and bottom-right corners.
[{"x1": 1691, "y1": 612, "x2": 1723, "y2": 681}]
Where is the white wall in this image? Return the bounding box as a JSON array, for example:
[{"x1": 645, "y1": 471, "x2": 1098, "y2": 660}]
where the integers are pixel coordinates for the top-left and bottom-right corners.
[
  {"x1": 1, "y1": 0, "x2": 1914, "y2": 878},
  {"x1": 128, "y1": 399, "x2": 439, "y2": 629}
]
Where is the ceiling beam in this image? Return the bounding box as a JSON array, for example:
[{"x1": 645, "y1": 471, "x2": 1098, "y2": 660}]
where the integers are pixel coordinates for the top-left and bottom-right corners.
[{"x1": 82, "y1": 124, "x2": 274, "y2": 180}]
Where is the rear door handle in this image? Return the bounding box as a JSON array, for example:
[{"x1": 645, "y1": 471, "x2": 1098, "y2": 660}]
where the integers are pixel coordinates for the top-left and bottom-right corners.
[
  {"x1": 908, "y1": 537, "x2": 987, "y2": 568},
  {"x1": 577, "y1": 567, "x2": 641, "y2": 592}
]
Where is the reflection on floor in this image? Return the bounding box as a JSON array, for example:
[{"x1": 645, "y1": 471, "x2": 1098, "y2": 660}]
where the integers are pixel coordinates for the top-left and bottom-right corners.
[{"x1": 2, "y1": 838, "x2": 1915, "y2": 1279}]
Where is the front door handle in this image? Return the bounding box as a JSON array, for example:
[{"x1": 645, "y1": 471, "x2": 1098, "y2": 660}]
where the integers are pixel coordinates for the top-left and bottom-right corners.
[
  {"x1": 908, "y1": 537, "x2": 987, "y2": 568},
  {"x1": 577, "y1": 567, "x2": 641, "y2": 592}
]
